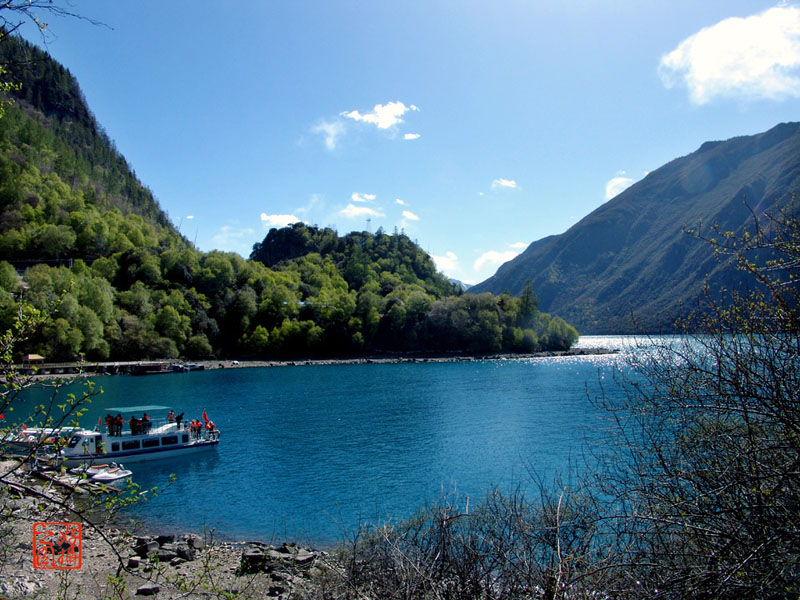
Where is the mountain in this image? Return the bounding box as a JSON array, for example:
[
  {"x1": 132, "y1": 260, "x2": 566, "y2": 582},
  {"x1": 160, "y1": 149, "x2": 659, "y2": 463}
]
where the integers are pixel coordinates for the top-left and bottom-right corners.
[
  {"x1": 0, "y1": 34, "x2": 579, "y2": 361},
  {"x1": 470, "y1": 122, "x2": 800, "y2": 333},
  {"x1": 0, "y1": 33, "x2": 180, "y2": 258}
]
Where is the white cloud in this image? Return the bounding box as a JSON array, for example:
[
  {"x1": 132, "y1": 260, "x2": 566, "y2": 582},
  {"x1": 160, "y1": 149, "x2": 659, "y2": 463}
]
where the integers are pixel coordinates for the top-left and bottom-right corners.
[
  {"x1": 210, "y1": 225, "x2": 256, "y2": 256},
  {"x1": 186, "y1": 215, "x2": 194, "y2": 220},
  {"x1": 342, "y1": 101, "x2": 419, "y2": 129},
  {"x1": 659, "y1": 6, "x2": 800, "y2": 104},
  {"x1": 395, "y1": 198, "x2": 406, "y2": 205},
  {"x1": 509, "y1": 242, "x2": 528, "y2": 250},
  {"x1": 295, "y1": 193, "x2": 326, "y2": 218},
  {"x1": 404, "y1": 133, "x2": 421, "y2": 140},
  {"x1": 605, "y1": 172, "x2": 635, "y2": 199},
  {"x1": 432, "y1": 251, "x2": 459, "y2": 274},
  {"x1": 351, "y1": 192, "x2": 376, "y2": 203},
  {"x1": 402, "y1": 210, "x2": 420, "y2": 221},
  {"x1": 312, "y1": 119, "x2": 345, "y2": 150},
  {"x1": 261, "y1": 213, "x2": 302, "y2": 229},
  {"x1": 340, "y1": 204, "x2": 385, "y2": 219},
  {"x1": 492, "y1": 178, "x2": 519, "y2": 190},
  {"x1": 474, "y1": 250, "x2": 520, "y2": 272}
]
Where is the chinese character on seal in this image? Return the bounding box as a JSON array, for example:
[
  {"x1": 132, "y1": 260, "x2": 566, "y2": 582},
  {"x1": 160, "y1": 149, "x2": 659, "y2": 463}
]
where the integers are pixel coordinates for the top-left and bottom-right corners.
[{"x1": 33, "y1": 522, "x2": 82, "y2": 569}]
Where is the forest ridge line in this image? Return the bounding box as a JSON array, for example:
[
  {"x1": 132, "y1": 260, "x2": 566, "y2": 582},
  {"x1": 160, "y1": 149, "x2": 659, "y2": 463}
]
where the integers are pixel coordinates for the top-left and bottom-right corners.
[{"x1": 0, "y1": 34, "x2": 578, "y2": 362}]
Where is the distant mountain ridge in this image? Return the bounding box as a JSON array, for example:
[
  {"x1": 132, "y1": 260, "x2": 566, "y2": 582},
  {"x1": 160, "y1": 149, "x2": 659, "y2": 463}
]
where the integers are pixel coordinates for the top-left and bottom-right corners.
[{"x1": 470, "y1": 122, "x2": 800, "y2": 333}]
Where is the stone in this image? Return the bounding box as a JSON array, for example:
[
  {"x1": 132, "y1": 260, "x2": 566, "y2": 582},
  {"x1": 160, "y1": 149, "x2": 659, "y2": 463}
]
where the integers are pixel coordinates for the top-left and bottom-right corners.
[
  {"x1": 136, "y1": 583, "x2": 160, "y2": 596},
  {"x1": 239, "y1": 548, "x2": 268, "y2": 574},
  {"x1": 170, "y1": 557, "x2": 186, "y2": 566},
  {"x1": 155, "y1": 534, "x2": 175, "y2": 546},
  {"x1": 175, "y1": 543, "x2": 196, "y2": 562},
  {"x1": 155, "y1": 549, "x2": 178, "y2": 562},
  {"x1": 184, "y1": 534, "x2": 205, "y2": 550},
  {"x1": 133, "y1": 540, "x2": 159, "y2": 558},
  {"x1": 268, "y1": 549, "x2": 285, "y2": 561},
  {"x1": 127, "y1": 556, "x2": 141, "y2": 569},
  {"x1": 134, "y1": 536, "x2": 154, "y2": 546},
  {"x1": 278, "y1": 542, "x2": 295, "y2": 554},
  {"x1": 293, "y1": 549, "x2": 316, "y2": 565}
]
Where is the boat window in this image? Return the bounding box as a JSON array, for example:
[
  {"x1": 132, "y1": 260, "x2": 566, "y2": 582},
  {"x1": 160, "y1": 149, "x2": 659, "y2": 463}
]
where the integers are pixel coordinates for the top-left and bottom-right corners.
[
  {"x1": 161, "y1": 436, "x2": 178, "y2": 446},
  {"x1": 67, "y1": 435, "x2": 81, "y2": 448},
  {"x1": 182, "y1": 434, "x2": 189, "y2": 443},
  {"x1": 122, "y1": 440, "x2": 140, "y2": 451},
  {"x1": 142, "y1": 439, "x2": 159, "y2": 448},
  {"x1": 111, "y1": 443, "x2": 120, "y2": 452}
]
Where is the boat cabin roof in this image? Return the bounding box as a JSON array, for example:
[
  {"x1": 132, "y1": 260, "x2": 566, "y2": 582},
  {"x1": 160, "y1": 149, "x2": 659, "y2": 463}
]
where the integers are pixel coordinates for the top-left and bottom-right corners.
[{"x1": 104, "y1": 405, "x2": 172, "y2": 413}]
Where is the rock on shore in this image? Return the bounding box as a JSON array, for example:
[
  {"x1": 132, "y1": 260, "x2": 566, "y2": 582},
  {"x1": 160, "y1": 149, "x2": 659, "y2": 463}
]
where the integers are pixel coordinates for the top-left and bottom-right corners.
[{"x1": 0, "y1": 459, "x2": 331, "y2": 599}]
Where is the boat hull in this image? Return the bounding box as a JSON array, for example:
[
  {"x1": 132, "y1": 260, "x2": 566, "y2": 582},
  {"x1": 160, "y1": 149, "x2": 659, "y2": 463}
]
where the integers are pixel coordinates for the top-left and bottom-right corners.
[{"x1": 60, "y1": 439, "x2": 219, "y2": 468}]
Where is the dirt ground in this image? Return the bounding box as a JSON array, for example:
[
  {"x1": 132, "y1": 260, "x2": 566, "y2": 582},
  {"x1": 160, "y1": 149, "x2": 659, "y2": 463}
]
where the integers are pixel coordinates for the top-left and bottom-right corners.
[{"x1": 0, "y1": 460, "x2": 333, "y2": 599}]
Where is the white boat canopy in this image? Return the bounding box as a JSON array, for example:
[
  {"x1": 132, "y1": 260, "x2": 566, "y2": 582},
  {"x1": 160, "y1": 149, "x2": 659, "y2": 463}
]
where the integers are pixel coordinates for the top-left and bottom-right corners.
[{"x1": 104, "y1": 405, "x2": 172, "y2": 414}]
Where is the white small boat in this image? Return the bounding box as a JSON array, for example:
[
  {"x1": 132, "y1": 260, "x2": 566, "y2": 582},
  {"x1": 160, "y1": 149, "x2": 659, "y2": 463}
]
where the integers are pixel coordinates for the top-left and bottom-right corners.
[
  {"x1": 88, "y1": 465, "x2": 133, "y2": 486},
  {"x1": 70, "y1": 463, "x2": 109, "y2": 476},
  {"x1": 69, "y1": 462, "x2": 132, "y2": 488}
]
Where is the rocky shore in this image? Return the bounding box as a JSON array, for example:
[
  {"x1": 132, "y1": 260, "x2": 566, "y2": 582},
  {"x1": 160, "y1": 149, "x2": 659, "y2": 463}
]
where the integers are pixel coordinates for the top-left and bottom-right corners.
[
  {"x1": 201, "y1": 347, "x2": 616, "y2": 370},
  {"x1": 0, "y1": 459, "x2": 333, "y2": 599}
]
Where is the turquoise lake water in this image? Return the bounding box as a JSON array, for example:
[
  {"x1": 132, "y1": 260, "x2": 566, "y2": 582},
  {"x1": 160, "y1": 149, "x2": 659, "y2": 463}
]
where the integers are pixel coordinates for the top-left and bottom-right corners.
[{"x1": 16, "y1": 336, "x2": 635, "y2": 546}]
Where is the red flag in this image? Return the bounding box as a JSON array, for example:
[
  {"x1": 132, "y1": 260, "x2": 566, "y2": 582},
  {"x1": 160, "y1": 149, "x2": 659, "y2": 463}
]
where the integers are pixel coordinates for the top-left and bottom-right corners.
[
  {"x1": 202, "y1": 410, "x2": 208, "y2": 424},
  {"x1": 98, "y1": 417, "x2": 102, "y2": 427}
]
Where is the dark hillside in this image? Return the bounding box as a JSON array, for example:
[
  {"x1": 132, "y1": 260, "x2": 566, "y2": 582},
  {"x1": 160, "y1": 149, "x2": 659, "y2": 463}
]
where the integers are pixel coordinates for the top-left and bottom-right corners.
[
  {"x1": 470, "y1": 122, "x2": 800, "y2": 332},
  {"x1": 0, "y1": 34, "x2": 174, "y2": 234}
]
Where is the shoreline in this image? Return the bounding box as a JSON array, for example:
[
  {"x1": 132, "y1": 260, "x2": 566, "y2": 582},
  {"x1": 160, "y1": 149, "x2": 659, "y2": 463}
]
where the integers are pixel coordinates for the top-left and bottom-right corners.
[
  {"x1": 0, "y1": 458, "x2": 330, "y2": 598},
  {"x1": 17, "y1": 347, "x2": 618, "y2": 381},
  {"x1": 200, "y1": 347, "x2": 617, "y2": 370}
]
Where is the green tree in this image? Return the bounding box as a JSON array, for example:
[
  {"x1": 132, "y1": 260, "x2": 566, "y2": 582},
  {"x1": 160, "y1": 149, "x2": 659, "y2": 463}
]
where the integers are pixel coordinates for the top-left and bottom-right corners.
[
  {"x1": 184, "y1": 333, "x2": 213, "y2": 359},
  {"x1": 246, "y1": 324, "x2": 270, "y2": 354},
  {"x1": 517, "y1": 279, "x2": 539, "y2": 329}
]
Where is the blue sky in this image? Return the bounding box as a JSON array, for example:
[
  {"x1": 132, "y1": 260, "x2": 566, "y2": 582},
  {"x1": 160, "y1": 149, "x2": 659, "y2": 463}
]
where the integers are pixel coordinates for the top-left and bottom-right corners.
[{"x1": 19, "y1": 1, "x2": 800, "y2": 284}]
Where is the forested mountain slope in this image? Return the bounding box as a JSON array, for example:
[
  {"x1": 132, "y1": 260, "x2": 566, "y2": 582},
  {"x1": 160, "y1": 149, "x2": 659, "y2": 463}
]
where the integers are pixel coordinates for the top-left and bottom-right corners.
[
  {"x1": 470, "y1": 122, "x2": 800, "y2": 332},
  {"x1": 0, "y1": 34, "x2": 578, "y2": 361}
]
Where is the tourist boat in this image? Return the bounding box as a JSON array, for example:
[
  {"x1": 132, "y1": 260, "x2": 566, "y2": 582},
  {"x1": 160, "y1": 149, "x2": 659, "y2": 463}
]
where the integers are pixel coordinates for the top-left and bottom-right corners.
[{"x1": 58, "y1": 405, "x2": 220, "y2": 468}]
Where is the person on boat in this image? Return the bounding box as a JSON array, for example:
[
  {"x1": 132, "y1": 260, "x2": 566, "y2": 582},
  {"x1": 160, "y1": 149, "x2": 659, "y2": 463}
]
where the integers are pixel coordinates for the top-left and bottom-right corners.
[
  {"x1": 105, "y1": 414, "x2": 114, "y2": 434},
  {"x1": 167, "y1": 410, "x2": 175, "y2": 422},
  {"x1": 115, "y1": 414, "x2": 124, "y2": 436},
  {"x1": 142, "y1": 413, "x2": 151, "y2": 434},
  {"x1": 175, "y1": 412, "x2": 184, "y2": 429},
  {"x1": 129, "y1": 416, "x2": 140, "y2": 436}
]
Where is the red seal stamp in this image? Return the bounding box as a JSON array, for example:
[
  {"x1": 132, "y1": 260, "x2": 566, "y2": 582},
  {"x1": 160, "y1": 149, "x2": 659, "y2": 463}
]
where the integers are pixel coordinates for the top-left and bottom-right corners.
[{"x1": 32, "y1": 522, "x2": 82, "y2": 569}]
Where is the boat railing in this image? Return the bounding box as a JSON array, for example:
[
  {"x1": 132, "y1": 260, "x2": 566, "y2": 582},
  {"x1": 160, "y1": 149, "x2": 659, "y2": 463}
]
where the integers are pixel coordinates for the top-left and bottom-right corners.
[
  {"x1": 100, "y1": 414, "x2": 217, "y2": 439},
  {"x1": 101, "y1": 414, "x2": 176, "y2": 437}
]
